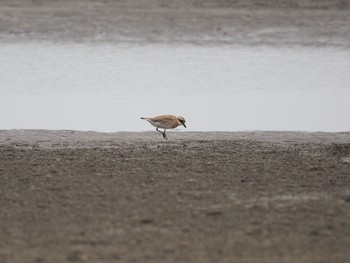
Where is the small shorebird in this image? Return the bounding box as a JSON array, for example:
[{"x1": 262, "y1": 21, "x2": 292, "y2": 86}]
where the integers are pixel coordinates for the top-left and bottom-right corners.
[{"x1": 140, "y1": 115, "x2": 186, "y2": 139}]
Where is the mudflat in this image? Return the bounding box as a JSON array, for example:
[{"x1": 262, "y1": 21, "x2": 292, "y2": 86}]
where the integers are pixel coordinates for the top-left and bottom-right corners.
[
  {"x1": 1, "y1": 130, "x2": 350, "y2": 262},
  {"x1": 1, "y1": 0, "x2": 350, "y2": 47}
]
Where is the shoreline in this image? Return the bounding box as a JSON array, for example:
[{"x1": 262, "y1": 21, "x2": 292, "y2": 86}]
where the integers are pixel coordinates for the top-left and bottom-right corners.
[{"x1": 1, "y1": 130, "x2": 350, "y2": 148}]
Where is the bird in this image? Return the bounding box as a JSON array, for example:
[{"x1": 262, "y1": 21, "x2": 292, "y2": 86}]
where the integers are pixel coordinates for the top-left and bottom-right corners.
[{"x1": 140, "y1": 115, "x2": 186, "y2": 139}]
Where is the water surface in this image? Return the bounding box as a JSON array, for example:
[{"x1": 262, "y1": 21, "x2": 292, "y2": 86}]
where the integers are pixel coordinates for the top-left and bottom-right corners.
[{"x1": 1, "y1": 43, "x2": 349, "y2": 132}]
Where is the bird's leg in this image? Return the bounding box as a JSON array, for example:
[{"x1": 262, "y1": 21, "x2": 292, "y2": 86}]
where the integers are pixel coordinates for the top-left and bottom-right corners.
[
  {"x1": 156, "y1": 127, "x2": 163, "y2": 135},
  {"x1": 163, "y1": 129, "x2": 168, "y2": 140},
  {"x1": 156, "y1": 127, "x2": 166, "y2": 138},
  {"x1": 156, "y1": 128, "x2": 168, "y2": 139}
]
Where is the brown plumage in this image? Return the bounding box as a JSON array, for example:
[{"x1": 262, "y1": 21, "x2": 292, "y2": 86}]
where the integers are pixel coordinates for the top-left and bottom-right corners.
[{"x1": 141, "y1": 115, "x2": 186, "y2": 139}]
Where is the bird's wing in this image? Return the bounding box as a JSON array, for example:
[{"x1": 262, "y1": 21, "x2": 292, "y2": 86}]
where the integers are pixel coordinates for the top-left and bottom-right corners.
[
  {"x1": 152, "y1": 115, "x2": 177, "y2": 128},
  {"x1": 151, "y1": 115, "x2": 175, "y2": 125}
]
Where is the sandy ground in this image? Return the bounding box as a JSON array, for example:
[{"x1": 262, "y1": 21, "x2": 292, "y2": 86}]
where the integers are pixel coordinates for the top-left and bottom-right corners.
[
  {"x1": 0, "y1": 0, "x2": 350, "y2": 47},
  {"x1": 1, "y1": 130, "x2": 350, "y2": 262}
]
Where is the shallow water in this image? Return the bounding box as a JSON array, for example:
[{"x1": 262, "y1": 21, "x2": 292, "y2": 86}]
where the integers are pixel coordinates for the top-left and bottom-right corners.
[{"x1": 0, "y1": 43, "x2": 349, "y2": 132}]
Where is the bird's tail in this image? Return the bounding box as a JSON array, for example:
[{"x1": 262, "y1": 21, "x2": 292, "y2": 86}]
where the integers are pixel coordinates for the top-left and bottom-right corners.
[{"x1": 140, "y1": 117, "x2": 146, "y2": 120}]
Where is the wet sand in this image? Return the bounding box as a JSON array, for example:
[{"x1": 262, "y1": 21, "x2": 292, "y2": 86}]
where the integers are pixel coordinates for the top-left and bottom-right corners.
[
  {"x1": 1, "y1": 130, "x2": 350, "y2": 262},
  {"x1": 1, "y1": 0, "x2": 350, "y2": 47}
]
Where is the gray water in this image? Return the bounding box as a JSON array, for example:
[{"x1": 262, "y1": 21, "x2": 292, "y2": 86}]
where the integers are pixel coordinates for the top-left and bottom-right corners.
[{"x1": 1, "y1": 43, "x2": 349, "y2": 132}]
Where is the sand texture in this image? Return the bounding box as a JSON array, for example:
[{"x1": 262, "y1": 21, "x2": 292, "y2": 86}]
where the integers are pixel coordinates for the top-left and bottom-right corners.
[
  {"x1": 0, "y1": 0, "x2": 350, "y2": 46},
  {"x1": 1, "y1": 130, "x2": 350, "y2": 262}
]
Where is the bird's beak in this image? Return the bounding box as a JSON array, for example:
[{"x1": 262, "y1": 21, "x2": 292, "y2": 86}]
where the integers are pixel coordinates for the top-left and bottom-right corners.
[{"x1": 183, "y1": 123, "x2": 186, "y2": 128}]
